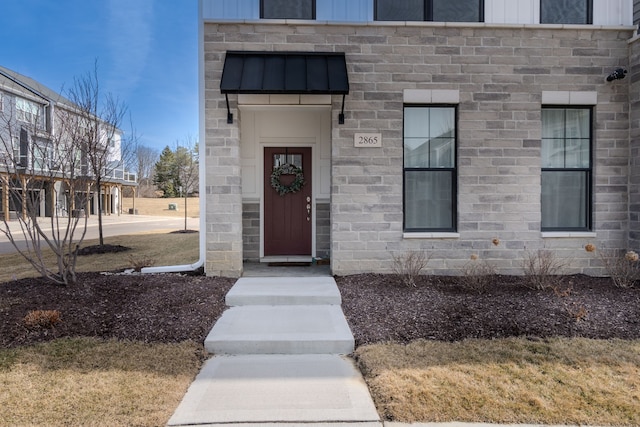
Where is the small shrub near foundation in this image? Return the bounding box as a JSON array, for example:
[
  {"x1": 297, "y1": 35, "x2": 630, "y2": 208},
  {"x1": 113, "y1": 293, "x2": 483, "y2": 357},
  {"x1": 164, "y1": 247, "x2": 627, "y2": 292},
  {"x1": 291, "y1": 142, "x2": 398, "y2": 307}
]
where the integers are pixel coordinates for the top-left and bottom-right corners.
[
  {"x1": 586, "y1": 244, "x2": 640, "y2": 288},
  {"x1": 391, "y1": 251, "x2": 431, "y2": 287},
  {"x1": 23, "y1": 310, "x2": 61, "y2": 329},
  {"x1": 522, "y1": 249, "x2": 567, "y2": 290},
  {"x1": 460, "y1": 256, "x2": 497, "y2": 293}
]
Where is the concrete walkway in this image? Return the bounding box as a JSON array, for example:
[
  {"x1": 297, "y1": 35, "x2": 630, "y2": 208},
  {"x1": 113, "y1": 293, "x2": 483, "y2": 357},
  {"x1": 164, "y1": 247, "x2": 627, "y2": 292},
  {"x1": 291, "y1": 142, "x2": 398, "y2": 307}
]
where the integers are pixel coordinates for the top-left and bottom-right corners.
[{"x1": 167, "y1": 276, "x2": 381, "y2": 426}]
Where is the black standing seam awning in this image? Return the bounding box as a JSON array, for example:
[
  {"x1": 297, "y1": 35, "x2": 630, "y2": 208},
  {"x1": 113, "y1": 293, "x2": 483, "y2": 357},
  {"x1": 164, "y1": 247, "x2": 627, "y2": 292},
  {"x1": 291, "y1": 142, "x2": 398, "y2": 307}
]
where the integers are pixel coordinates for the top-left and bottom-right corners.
[{"x1": 220, "y1": 51, "x2": 350, "y2": 123}]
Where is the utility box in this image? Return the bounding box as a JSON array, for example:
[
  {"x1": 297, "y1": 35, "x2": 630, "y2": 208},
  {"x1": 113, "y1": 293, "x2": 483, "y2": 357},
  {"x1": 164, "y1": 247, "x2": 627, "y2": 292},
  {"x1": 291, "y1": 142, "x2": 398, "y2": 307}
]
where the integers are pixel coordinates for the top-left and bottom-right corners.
[{"x1": 168, "y1": 203, "x2": 178, "y2": 211}]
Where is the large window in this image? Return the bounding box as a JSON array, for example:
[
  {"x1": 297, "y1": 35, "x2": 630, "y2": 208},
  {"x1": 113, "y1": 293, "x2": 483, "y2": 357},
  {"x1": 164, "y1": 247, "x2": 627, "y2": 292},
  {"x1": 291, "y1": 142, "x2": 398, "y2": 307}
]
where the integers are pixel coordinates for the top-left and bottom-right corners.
[
  {"x1": 15, "y1": 97, "x2": 42, "y2": 125},
  {"x1": 404, "y1": 106, "x2": 456, "y2": 232},
  {"x1": 261, "y1": 0, "x2": 315, "y2": 19},
  {"x1": 541, "y1": 107, "x2": 592, "y2": 231},
  {"x1": 376, "y1": 0, "x2": 483, "y2": 22},
  {"x1": 541, "y1": 0, "x2": 592, "y2": 24}
]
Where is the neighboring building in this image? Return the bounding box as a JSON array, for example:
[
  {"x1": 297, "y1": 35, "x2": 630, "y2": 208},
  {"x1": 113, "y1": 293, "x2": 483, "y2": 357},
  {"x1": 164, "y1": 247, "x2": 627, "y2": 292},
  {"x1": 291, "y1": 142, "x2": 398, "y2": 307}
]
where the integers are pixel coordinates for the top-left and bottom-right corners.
[
  {"x1": 0, "y1": 66, "x2": 136, "y2": 220},
  {"x1": 200, "y1": 0, "x2": 638, "y2": 277}
]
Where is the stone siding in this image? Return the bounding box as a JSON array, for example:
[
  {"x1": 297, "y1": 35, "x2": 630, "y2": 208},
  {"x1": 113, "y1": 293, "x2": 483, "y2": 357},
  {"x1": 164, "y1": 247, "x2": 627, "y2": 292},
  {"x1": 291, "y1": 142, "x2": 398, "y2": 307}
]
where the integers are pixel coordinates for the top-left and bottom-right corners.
[
  {"x1": 203, "y1": 22, "x2": 634, "y2": 276},
  {"x1": 242, "y1": 202, "x2": 260, "y2": 261},
  {"x1": 629, "y1": 37, "x2": 640, "y2": 249}
]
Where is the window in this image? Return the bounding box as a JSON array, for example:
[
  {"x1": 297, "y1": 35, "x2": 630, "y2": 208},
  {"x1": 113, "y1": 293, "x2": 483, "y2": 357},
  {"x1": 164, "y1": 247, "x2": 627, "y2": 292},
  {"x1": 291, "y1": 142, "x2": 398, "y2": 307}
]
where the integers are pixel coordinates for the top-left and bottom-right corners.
[
  {"x1": 404, "y1": 106, "x2": 456, "y2": 232},
  {"x1": 541, "y1": 107, "x2": 592, "y2": 231},
  {"x1": 15, "y1": 97, "x2": 42, "y2": 125},
  {"x1": 376, "y1": 0, "x2": 483, "y2": 22},
  {"x1": 540, "y1": 0, "x2": 592, "y2": 24},
  {"x1": 261, "y1": 0, "x2": 315, "y2": 19}
]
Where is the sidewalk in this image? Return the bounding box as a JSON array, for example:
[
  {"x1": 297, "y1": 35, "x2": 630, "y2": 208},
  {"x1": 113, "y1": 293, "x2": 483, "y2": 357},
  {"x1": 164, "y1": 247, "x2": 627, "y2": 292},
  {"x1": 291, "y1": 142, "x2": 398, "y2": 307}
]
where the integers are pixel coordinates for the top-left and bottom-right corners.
[
  {"x1": 167, "y1": 276, "x2": 380, "y2": 426},
  {"x1": 167, "y1": 273, "x2": 594, "y2": 427}
]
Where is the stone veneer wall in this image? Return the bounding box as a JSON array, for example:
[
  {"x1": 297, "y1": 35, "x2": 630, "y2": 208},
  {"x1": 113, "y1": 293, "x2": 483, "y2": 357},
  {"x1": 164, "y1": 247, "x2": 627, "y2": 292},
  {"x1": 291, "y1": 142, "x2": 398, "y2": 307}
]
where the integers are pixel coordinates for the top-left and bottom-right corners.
[
  {"x1": 242, "y1": 203, "x2": 260, "y2": 261},
  {"x1": 629, "y1": 37, "x2": 640, "y2": 249},
  {"x1": 203, "y1": 22, "x2": 634, "y2": 276},
  {"x1": 316, "y1": 202, "x2": 331, "y2": 259}
]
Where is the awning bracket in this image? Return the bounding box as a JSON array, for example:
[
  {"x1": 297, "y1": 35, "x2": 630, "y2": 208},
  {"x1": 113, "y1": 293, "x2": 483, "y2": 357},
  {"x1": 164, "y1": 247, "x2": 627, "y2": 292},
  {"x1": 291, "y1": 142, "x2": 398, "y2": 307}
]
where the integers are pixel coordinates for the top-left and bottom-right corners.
[
  {"x1": 339, "y1": 94, "x2": 346, "y2": 125},
  {"x1": 225, "y1": 94, "x2": 233, "y2": 124}
]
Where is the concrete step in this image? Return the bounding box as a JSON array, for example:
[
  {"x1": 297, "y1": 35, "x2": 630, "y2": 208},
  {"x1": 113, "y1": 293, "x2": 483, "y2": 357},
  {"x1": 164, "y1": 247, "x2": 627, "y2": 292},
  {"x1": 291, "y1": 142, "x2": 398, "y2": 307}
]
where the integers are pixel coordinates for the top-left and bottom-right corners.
[
  {"x1": 226, "y1": 276, "x2": 342, "y2": 306},
  {"x1": 167, "y1": 354, "x2": 380, "y2": 426},
  {"x1": 205, "y1": 305, "x2": 355, "y2": 355}
]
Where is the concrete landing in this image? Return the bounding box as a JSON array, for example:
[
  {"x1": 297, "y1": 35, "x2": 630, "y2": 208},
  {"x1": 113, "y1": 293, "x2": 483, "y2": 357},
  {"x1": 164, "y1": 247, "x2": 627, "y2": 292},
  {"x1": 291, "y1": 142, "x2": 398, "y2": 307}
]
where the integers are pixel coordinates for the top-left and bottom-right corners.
[
  {"x1": 205, "y1": 305, "x2": 354, "y2": 354},
  {"x1": 167, "y1": 354, "x2": 380, "y2": 426},
  {"x1": 226, "y1": 276, "x2": 342, "y2": 306}
]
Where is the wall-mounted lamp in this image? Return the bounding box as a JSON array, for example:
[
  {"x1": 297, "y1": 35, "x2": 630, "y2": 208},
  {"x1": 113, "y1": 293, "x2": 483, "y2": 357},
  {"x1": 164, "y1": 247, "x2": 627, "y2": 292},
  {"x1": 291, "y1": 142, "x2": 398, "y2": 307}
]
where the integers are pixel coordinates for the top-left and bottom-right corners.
[{"x1": 606, "y1": 68, "x2": 627, "y2": 82}]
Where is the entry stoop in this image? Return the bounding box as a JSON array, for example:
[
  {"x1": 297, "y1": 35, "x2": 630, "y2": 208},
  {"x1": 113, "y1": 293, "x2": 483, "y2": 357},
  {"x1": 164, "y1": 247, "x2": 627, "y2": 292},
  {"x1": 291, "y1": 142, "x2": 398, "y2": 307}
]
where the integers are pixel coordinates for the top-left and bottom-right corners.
[
  {"x1": 205, "y1": 305, "x2": 354, "y2": 354},
  {"x1": 226, "y1": 276, "x2": 342, "y2": 306}
]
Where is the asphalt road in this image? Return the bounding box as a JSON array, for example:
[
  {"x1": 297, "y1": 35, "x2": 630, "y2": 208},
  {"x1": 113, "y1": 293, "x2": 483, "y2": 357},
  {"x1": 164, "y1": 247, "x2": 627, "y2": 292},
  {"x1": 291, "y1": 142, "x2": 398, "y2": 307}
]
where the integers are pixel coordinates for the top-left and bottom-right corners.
[{"x1": 0, "y1": 215, "x2": 200, "y2": 255}]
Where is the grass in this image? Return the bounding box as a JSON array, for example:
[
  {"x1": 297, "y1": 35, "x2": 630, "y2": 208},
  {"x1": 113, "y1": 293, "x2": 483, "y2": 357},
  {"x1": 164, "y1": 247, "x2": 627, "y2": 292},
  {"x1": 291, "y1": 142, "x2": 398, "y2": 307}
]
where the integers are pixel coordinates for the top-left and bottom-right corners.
[
  {"x1": 0, "y1": 337, "x2": 204, "y2": 427},
  {"x1": 2, "y1": 228, "x2": 639, "y2": 425},
  {"x1": 121, "y1": 197, "x2": 200, "y2": 218},
  {"x1": 0, "y1": 231, "x2": 199, "y2": 282},
  {"x1": 356, "y1": 337, "x2": 640, "y2": 425}
]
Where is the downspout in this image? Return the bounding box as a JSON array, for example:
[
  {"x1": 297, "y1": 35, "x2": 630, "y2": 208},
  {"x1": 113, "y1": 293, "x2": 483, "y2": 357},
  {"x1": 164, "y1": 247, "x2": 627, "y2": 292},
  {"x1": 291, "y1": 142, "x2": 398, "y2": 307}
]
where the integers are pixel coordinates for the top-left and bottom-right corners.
[{"x1": 141, "y1": 1, "x2": 206, "y2": 274}]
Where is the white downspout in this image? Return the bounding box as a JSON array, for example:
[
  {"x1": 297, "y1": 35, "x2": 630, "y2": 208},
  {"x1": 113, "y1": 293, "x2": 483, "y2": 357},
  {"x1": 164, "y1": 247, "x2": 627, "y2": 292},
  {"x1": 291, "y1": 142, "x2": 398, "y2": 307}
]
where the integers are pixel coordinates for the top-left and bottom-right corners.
[{"x1": 142, "y1": 1, "x2": 206, "y2": 274}]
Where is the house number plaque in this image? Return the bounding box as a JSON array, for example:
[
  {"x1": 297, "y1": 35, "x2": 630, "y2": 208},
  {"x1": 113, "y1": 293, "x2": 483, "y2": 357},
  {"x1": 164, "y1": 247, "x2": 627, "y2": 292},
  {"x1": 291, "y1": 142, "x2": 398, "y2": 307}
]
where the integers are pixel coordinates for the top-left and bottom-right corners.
[{"x1": 354, "y1": 133, "x2": 382, "y2": 148}]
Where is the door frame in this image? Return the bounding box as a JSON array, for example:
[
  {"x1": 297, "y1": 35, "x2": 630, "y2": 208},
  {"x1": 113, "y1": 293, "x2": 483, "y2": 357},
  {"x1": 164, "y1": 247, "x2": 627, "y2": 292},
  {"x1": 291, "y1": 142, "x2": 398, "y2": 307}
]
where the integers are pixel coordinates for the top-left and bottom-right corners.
[{"x1": 260, "y1": 144, "x2": 316, "y2": 260}]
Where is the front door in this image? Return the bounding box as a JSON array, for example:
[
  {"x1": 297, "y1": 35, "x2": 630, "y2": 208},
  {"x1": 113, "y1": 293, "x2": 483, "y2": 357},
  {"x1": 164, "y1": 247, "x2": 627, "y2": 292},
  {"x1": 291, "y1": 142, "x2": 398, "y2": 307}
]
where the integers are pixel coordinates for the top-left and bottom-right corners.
[{"x1": 264, "y1": 147, "x2": 312, "y2": 256}]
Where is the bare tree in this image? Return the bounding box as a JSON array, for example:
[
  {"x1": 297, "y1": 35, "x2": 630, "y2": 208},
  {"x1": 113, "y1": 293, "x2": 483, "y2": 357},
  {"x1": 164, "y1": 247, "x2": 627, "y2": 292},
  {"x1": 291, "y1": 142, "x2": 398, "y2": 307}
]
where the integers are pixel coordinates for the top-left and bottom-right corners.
[
  {"x1": 175, "y1": 136, "x2": 199, "y2": 231},
  {"x1": 136, "y1": 144, "x2": 159, "y2": 197},
  {"x1": 0, "y1": 87, "x2": 92, "y2": 285},
  {"x1": 65, "y1": 62, "x2": 137, "y2": 246}
]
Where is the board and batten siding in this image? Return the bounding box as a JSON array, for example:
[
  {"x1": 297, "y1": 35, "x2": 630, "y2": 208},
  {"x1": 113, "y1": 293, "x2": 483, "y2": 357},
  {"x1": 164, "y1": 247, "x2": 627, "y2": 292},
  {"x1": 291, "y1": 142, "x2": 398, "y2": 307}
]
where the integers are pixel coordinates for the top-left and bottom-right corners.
[{"x1": 201, "y1": 0, "x2": 632, "y2": 26}]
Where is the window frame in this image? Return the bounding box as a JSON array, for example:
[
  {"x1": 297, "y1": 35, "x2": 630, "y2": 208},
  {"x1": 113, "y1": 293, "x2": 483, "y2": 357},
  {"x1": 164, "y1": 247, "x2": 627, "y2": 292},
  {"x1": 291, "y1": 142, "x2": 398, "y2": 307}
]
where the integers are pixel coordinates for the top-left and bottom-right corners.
[
  {"x1": 403, "y1": 104, "x2": 458, "y2": 233},
  {"x1": 260, "y1": 0, "x2": 316, "y2": 20},
  {"x1": 540, "y1": 0, "x2": 593, "y2": 25},
  {"x1": 541, "y1": 106, "x2": 593, "y2": 232},
  {"x1": 375, "y1": 0, "x2": 484, "y2": 22}
]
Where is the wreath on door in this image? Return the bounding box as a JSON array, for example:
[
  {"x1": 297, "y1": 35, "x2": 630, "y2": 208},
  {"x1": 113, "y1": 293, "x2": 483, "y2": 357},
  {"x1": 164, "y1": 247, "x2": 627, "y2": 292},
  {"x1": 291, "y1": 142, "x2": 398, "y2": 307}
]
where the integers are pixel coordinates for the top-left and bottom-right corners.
[{"x1": 270, "y1": 163, "x2": 305, "y2": 196}]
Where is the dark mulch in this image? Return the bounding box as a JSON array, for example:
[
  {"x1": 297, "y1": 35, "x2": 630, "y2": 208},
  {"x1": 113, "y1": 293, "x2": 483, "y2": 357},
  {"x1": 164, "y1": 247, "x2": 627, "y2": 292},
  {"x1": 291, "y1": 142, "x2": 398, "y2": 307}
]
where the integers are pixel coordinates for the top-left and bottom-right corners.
[
  {"x1": 337, "y1": 274, "x2": 640, "y2": 347},
  {"x1": 77, "y1": 244, "x2": 131, "y2": 256},
  {"x1": 0, "y1": 272, "x2": 235, "y2": 348},
  {"x1": 1, "y1": 271, "x2": 639, "y2": 349}
]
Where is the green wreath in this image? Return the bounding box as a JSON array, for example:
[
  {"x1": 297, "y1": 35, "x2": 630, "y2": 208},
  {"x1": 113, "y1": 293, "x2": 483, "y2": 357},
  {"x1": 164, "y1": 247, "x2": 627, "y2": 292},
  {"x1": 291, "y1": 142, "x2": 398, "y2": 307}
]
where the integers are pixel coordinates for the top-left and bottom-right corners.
[{"x1": 270, "y1": 163, "x2": 305, "y2": 196}]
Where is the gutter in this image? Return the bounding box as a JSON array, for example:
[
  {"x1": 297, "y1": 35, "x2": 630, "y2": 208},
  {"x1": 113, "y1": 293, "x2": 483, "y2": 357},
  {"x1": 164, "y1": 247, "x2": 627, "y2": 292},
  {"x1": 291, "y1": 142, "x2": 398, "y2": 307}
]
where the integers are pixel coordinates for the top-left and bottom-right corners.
[{"x1": 141, "y1": 2, "x2": 206, "y2": 274}]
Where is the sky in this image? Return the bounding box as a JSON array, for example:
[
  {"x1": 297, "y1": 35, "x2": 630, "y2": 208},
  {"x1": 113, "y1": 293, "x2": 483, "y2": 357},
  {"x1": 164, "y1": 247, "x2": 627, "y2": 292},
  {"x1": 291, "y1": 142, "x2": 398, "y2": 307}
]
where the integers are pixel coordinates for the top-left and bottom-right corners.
[{"x1": 0, "y1": 0, "x2": 198, "y2": 154}]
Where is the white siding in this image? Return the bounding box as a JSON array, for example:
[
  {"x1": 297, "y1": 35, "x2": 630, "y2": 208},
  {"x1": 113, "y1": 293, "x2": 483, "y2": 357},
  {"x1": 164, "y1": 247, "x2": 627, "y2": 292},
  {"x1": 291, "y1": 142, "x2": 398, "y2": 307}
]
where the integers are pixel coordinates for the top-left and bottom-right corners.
[
  {"x1": 486, "y1": 0, "x2": 538, "y2": 24},
  {"x1": 201, "y1": 0, "x2": 258, "y2": 20},
  {"x1": 593, "y1": 0, "x2": 633, "y2": 26},
  {"x1": 316, "y1": 0, "x2": 372, "y2": 21},
  {"x1": 200, "y1": 0, "x2": 633, "y2": 26}
]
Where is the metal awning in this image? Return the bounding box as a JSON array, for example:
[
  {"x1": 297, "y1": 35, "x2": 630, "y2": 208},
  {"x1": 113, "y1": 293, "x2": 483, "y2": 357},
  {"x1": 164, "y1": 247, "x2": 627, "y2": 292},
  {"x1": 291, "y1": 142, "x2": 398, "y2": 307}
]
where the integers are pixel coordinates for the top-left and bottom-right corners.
[{"x1": 220, "y1": 51, "x2": 350, "y2": 123}]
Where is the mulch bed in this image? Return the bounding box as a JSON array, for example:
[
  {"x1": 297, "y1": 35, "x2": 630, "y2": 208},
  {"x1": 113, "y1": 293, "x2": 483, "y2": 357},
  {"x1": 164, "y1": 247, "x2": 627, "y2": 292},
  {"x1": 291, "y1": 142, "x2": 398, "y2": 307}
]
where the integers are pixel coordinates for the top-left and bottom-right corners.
[
  {"x1": 1, "y1": 271, "x2": 639, "y2": 349},
  {"x1": 337, "y1": 274, "x2": 640, "y2": 347}
]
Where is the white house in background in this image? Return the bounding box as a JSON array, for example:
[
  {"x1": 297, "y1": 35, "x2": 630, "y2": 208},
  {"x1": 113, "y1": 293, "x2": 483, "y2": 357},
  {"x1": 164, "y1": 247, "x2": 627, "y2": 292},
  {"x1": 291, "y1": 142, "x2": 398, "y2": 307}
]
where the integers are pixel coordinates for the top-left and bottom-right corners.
[
  {"x1": 0, "y1": 65, "x2": 136, "y2": 220},
  {"x1": 199, "y1": 0, "x2": 640, "y2": 278}
]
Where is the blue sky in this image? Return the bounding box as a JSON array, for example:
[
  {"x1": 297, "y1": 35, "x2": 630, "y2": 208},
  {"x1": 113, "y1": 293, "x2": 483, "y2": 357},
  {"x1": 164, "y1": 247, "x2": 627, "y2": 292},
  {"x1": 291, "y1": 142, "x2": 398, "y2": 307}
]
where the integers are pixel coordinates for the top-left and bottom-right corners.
[{"x1": 0, "y1": 0, "x2": 198, "y2": 153}]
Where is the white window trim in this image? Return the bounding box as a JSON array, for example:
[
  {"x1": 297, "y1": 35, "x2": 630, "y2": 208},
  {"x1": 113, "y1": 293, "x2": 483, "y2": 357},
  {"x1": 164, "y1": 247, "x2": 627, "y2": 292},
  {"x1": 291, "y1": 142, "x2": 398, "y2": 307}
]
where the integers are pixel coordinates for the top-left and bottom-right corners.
[
  {"x1": 404, "y1": 232, "x2": 460, "y2": 239},
  {"x1": 403, "y1": 89, "x2": 460, "y2": 104},
  {"x1": 541, "y1": 91, "x2": 597, "y2": 105}
]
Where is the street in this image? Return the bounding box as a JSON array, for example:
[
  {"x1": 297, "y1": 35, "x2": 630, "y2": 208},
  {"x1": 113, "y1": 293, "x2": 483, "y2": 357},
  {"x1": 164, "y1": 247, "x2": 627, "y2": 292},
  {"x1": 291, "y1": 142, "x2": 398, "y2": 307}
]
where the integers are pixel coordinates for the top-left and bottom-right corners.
[{"x1": 0, "y1": 215, "x2": 200, "y2": 255}]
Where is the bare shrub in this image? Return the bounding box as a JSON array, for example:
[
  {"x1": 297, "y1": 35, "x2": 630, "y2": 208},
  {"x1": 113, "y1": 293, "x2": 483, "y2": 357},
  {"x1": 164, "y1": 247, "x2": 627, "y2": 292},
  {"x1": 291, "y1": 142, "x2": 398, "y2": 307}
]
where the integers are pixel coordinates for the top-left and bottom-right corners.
[
  {"x1": 128, "y1": 255, "x2": 156, "y2": 272},
  {"x1": 591, "y1": 247, "x2": 640, "y2": 288},
  {"x1": 24, "y1": 310, "x2": 61, "y2": 329},
  {"x1": 521, "y1": 250, "x2": 567, "y2": 290},
  {"x1": 564, "y1": 302, "x2": 588, "y2": 322},
  {"x1": 391, "y1": 251, "x2": 431, "y2": 287},
  {"x1": 460, "y1": 256, "x2": 497, "y2": 292}
]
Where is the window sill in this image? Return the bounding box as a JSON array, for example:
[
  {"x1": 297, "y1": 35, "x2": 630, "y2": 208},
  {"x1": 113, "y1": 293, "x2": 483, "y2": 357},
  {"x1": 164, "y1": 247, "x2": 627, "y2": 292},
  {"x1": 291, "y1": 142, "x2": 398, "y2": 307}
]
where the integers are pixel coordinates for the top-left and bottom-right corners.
[
  {"x1": 542, "y1": 232, "x2": 596, "y2": 238},
  {"x1": 403, "y1": 232, "x2": 460, "y2": 239}
]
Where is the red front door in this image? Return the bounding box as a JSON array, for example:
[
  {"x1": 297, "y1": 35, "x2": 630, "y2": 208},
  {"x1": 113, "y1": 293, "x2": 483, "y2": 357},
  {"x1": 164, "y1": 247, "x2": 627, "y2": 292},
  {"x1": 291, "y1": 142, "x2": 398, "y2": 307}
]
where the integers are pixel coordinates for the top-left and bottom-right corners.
[{"x1": 264, "y1": 147, "x2": 312, "y2": 256}]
